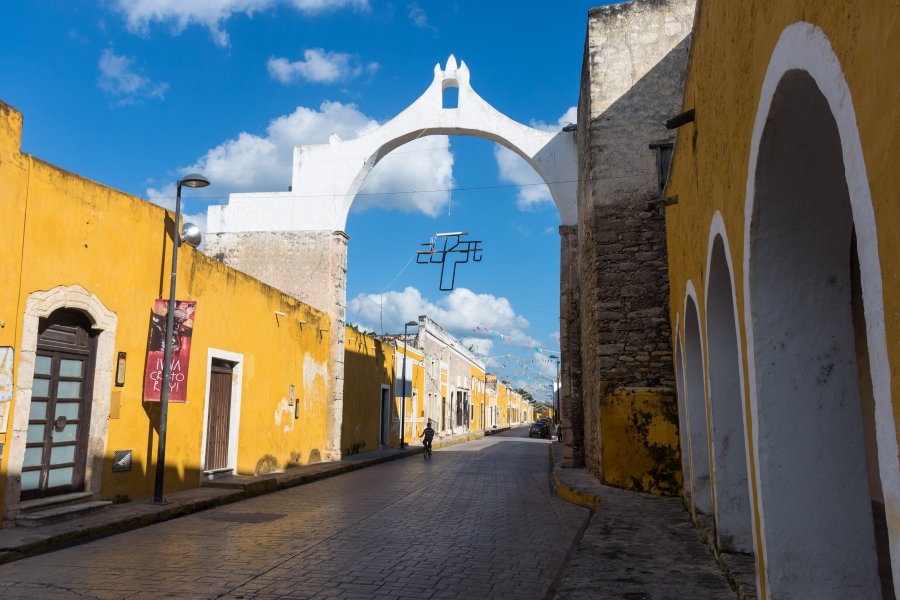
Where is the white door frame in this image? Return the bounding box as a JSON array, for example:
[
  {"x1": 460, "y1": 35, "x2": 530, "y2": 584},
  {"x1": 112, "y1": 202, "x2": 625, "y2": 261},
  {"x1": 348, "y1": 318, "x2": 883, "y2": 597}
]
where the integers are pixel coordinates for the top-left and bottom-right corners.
[{"x1": 199, "y1": 348, "x2": 243, "y2": 474}]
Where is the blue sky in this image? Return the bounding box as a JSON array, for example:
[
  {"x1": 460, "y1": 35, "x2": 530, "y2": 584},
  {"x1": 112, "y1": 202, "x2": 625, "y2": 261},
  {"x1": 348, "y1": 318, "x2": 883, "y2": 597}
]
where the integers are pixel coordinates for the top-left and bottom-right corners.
[{"x1": 1, "y1": 0, "x2": 608, "y2": 404}]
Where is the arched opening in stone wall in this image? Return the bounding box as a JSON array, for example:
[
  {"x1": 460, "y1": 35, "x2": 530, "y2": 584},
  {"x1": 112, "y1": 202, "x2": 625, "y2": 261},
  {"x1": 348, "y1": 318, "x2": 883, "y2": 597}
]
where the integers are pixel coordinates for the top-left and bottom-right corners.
[
  {"x1": 705, "y1": 232, "x2": 753, "y2": 554},
  {"x1": 674, "y1": 331, "x2": 691, "y2": 501},
  {"x1": 683, "y1": 293, "x2": 712, "y2": 514},
  {"x1": 749, "y1": 68, "x2": 892, "y2": 597}
]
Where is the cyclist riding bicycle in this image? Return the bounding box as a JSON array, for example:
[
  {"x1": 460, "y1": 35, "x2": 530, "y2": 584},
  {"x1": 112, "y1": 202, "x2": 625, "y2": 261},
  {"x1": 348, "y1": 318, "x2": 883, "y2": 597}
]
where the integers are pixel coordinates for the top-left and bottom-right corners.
[{"x1": 421, "y1": 421, "x2": 435, "y2": 456}]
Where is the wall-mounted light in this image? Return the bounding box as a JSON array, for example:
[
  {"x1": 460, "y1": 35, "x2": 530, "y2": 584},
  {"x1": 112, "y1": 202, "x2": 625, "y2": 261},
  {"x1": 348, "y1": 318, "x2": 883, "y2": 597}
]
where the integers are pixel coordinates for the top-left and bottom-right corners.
[
  {"x1": 115, "y1": 352, "x2": 127, "y2": 387},
  {"x1": 274, "y1": 311, "x2": 287, "y2": 317}
]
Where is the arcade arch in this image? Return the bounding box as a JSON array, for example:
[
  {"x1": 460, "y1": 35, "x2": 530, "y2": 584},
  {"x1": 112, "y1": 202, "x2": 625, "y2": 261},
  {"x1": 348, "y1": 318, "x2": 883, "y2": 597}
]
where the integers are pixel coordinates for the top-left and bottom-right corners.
[
  {"x1": 683, "y1": 285, "x2": 712, "y2": 515},
  {"x1": 704, "y1": 220, "x2": 753, "y2": 554},
  {"x1": 744, "y1": 22, "x2": 898, "y2": 598}
]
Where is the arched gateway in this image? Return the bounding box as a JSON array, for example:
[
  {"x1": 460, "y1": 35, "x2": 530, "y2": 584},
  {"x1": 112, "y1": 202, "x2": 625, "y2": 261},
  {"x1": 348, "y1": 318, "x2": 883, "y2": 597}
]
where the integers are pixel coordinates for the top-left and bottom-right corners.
[{"x1": 205, "y1": 57, "x2": 577, "y2": 459}]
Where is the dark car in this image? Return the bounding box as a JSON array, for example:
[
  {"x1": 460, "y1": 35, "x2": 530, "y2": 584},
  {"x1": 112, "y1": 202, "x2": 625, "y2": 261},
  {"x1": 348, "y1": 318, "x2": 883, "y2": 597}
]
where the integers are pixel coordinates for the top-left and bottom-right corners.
[{"x1": 529, "y1": 421, "x2": 550, "y2": 439}]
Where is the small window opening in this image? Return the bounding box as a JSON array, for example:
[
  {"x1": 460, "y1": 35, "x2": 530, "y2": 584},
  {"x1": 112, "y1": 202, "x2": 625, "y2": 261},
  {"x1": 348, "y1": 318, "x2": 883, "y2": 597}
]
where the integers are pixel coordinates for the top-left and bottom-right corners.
[{"x1": 443, "y1": 85, "x2": 459, "y2": 109}]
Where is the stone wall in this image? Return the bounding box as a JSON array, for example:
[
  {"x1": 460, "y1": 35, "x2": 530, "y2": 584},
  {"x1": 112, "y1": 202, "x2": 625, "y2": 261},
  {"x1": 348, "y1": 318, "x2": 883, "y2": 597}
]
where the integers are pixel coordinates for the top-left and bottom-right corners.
[{"x1": 575, "y1": 0, "x2": 694, "y2": 485}]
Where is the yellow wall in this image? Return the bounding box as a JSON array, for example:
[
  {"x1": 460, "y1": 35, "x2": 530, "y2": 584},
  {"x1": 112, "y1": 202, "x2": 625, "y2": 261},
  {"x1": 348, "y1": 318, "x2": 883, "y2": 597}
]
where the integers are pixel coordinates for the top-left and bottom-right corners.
[
  {"x1": 342, "y1": 328, "x2": 393, "y2": 455},
  {"x1": 599, "y1": 387, "x2": 682, "y2": 496},
  {"x1": 666, "y1": 0, "x2": 900, "y2": 424},
  {"x1": 393, "y1": 342, "x2": 424, "y2": 446},
  {"x1": 0, "y1": 101, "x2": 331, "y2": 510}
]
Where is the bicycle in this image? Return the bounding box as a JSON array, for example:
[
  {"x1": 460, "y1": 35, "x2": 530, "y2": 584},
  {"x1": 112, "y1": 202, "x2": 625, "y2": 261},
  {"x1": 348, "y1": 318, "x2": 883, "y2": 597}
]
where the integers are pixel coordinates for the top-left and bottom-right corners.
[{"x1": 423, "y1": 441, "x2": 433, "y2": 459}]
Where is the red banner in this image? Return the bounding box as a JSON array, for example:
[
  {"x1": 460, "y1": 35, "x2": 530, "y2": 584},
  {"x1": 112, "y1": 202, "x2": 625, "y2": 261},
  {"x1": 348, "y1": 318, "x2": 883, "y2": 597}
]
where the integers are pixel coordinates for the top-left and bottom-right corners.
[{"x1": 143, "y1": 299, "x2": 196, "y2": 403}]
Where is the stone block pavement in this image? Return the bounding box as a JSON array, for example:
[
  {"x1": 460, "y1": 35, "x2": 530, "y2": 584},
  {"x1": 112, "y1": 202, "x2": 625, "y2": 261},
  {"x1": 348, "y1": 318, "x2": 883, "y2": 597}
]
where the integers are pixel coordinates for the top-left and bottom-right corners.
[
  {"x1": 0, "y1": 430, "x2": 493, "y2": 566},
  {"x1": 0, "y1": 426, "x2": 747, "y2": 600},
  {"x1": 551, "y1": 443, "x2": 741, "y2": 600}
]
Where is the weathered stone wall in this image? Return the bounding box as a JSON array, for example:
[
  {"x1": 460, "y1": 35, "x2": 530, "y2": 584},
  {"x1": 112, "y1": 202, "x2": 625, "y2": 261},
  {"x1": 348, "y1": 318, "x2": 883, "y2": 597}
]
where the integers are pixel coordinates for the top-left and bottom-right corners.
[
  {"x1": 576, "y1": 0, "x2": 694, "y2": 484},
  {"x1": 205, "y1": 230, "x2": 349, "y2": 460},
  {"x1": 559, "y1": 226, "x2": 584, "y2": 468}
]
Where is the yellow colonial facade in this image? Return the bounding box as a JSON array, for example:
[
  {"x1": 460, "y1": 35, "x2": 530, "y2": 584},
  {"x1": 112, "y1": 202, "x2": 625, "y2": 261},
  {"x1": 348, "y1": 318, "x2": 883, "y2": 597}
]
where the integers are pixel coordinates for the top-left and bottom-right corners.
[
  {"x1": 664, "y1": 1, "x2": 900, "y2": 596},
  {"x1": 0, "y1": 101, "x2": 332, "y2": 522},
  {"x1": 341, "y1": 327, "x2": 394, "y2": 455}
]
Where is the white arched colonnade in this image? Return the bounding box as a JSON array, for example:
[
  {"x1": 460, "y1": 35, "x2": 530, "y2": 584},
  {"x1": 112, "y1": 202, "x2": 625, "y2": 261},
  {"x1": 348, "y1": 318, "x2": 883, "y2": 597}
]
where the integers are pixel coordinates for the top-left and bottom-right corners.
[{"x1": 672, "y1": 22, "x2": 900, "y2": 599}]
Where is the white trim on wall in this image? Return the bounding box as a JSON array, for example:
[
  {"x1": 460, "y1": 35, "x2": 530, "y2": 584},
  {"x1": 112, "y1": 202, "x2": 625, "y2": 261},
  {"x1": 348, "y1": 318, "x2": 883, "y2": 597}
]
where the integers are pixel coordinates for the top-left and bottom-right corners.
[{"x1": 198, "y1": 348, "x2": 243, "y2": 474}]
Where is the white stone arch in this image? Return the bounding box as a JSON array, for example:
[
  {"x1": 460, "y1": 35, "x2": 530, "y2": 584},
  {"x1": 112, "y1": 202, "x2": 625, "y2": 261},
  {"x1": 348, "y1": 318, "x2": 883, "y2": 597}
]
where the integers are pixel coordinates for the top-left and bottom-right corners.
[
  {"x1": 743, "y1": 22, "x2": 899, "y2": 597},
  {"x1": 683, "y1": 281, "x2": 713, "y2": 515},
  {"x1": 208, "y1": 55, "x2": 577, "y2": 233},
  {"x1": 5, "y1": 285, "x2": 117, "y2": 520},
  {"x1": 703, "y1": 212, "x2": 754, "y2": 554},
  {"x1": 672, "y1": 316, "x2": 691, "y2": 498}
]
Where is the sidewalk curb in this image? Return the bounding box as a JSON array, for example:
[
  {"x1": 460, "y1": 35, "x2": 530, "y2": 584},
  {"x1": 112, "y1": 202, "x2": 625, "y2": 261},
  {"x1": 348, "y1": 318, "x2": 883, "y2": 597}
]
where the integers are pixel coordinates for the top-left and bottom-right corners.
[
  {"x1": 548, "y1": 444, "x2": 600, "y2": 511},
  {"x1": 0, "y1": 431, "x2": 487, "y2": 566}
]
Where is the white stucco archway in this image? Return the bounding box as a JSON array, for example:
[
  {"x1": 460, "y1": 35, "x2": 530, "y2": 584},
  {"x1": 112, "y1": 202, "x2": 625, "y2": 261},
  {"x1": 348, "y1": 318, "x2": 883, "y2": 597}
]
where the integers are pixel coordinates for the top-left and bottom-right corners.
[
  {"x1": 673, "y1": 325, "x2": 691, "y2": 498},
  {"x1": 744, "y1": 22, "x2": 898, "y2": 598},
  {"x1": 683, "y1": 282, "x2": 713, "y2": 515},
  {"x1": 208, "y1": 55, "x2": 577, "y2": 234},
  {"x1": 5, "y1": 285, "x2": 117, "y2": 521},
  {"x1": 704, "y1": 214, "x2": 754, "y2": 554}
]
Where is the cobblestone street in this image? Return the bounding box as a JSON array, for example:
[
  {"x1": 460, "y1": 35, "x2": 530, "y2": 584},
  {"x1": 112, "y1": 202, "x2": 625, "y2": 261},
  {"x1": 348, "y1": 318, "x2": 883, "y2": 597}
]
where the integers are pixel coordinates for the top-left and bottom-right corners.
[{"x1": 0, "y1": 429, "x2": 588, "y2": 599}]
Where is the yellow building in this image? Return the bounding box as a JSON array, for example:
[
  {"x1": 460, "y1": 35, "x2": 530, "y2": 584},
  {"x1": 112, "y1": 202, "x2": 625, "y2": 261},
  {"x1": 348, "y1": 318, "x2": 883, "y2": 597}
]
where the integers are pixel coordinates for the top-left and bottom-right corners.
[
  {"x1": 341, "y1": 327, "x2": 394, "y2": 455},
  {"x1": 663, "y1": 1, "x2": 900, "y2": 596},
  {"x1": 0, "y1": 101, "x2": 332, "y2": 522},
  {"x1": 391, "y1": 339, "x2": 425, "y2": 446}
]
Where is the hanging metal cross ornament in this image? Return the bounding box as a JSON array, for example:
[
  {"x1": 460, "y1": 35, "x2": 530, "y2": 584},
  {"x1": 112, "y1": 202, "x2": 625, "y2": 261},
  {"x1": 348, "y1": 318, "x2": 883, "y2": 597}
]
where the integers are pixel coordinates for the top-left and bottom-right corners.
[{"x1": 416, "y1": 231, "x2": 483, "y2": 291}]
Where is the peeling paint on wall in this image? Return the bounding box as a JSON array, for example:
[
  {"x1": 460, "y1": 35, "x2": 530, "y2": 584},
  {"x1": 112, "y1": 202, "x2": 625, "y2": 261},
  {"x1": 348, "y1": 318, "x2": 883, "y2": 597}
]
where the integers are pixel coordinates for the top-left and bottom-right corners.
[
  {"x1": 274, "y1": 397, "x2": 294, "y2": 433},
  {"x1": 0, "y1": 347, "x2": 12, "y2": 431},
  {"x1": 303, "y1": 353, "x2": 328, "y2": 417}
]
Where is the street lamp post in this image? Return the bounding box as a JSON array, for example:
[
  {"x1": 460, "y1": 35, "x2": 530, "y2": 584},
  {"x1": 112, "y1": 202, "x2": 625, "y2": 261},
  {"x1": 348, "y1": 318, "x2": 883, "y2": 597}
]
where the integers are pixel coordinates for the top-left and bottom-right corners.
[
  {"x1": 153, "y1": 173, "x2": 209, "y2": 504},
  {"x1": 549, "y1": 354, "x2": 560, "y2": 426},
  {"x1": 399, "y1": 320, "x2": 418, "y2": 449}
]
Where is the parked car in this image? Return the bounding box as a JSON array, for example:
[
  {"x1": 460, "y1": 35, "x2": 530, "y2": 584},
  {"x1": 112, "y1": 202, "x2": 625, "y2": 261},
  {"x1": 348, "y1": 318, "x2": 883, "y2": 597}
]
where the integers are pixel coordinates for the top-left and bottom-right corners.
[{"x1": 529, "y1": 421, "x2": 550, "y2": 439}]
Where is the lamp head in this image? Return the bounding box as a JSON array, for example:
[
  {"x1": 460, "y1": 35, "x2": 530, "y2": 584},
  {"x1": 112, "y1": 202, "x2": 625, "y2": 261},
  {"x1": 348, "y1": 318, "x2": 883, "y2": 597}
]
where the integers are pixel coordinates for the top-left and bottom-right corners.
[
  {"x1": 405, "y1": 321, "x2": 418, "y2": 327},
  {"x1": 180, "y1": 223, "x2": 202, "y2": 248},
  {"x1": 179, "y1": 173, "x2": 210, "y2": 188}
]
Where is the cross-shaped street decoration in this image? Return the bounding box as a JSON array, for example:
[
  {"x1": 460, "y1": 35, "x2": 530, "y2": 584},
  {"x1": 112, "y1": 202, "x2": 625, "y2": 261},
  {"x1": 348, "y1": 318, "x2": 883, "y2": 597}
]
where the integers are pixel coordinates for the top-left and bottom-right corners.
[{"x1": 416, "y1": 231, "x2": 483, "y2": 291}]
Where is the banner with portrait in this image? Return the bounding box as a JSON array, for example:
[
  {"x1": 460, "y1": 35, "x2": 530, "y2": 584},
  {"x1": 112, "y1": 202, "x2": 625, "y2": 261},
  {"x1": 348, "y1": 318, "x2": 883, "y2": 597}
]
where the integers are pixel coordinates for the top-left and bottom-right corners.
[{"x1": 143, "y1": 299, "x2": 196, "y2": 403}]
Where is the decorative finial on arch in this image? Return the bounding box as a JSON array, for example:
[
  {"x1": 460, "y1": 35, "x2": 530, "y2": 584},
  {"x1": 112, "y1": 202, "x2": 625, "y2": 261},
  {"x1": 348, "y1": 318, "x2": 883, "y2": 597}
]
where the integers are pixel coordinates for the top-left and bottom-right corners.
[
  {"x1": 457, "y1": 59, "x2": 470, "y2": 86},
  {"x1": 445, "y1": 54, "x2": 458, "y2": 72}
]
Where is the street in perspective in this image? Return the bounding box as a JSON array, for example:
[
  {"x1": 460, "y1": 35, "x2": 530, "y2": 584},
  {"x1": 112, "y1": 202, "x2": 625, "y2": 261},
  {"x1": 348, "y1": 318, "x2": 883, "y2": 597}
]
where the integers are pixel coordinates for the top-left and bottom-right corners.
[{"x1": 0, "y1": 431, "x2": 586, "y2": 599}]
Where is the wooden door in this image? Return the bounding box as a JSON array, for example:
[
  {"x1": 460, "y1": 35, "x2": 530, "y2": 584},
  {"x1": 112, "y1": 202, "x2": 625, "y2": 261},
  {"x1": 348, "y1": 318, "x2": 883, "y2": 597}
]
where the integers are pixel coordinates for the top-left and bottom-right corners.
[
  {"x1": 205, "y1": 360, "x2": 233, "y2": 471},
  {"x1": 21, "y1": 310, "x2": 96, "y2": 500}
]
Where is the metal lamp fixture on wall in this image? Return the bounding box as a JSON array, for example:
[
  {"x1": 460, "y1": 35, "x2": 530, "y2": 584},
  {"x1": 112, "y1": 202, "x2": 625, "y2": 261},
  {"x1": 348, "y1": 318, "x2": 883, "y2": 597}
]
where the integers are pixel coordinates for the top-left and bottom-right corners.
[{"x1": 153, "y1": 173, "x2": 209, "y2": 504}]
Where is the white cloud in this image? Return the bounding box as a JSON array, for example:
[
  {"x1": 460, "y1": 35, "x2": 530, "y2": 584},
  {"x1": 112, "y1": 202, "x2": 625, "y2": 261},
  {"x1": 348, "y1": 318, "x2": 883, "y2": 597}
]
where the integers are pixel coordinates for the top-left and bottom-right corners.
[
  {"x1": 97, "y1": 49, "x2": 168, "y2": 104},
  {"x1": 529, "y1": 106, "x2": 577, "y2": 132},
  {"x1": 112, "y1": 0, "x2": 370, "y2": 47},
  {"x1": 533, "y1": 351, "x2": 558, "y2": 380},
  {"x1": 461, "y1": 337, "x2": 493, "y2": 357},
  {"x1": 549, "y1": 330, "x2": 560, "y2": 343},
  {"x1": 407, "y1": 2, "x2": 436, "y2": 34},
  {"x1": 268, "y1": 49, "x2": 378, "y2": 84},
  {"x1": 494, "y1": 106, "x2": 576, "y2": 211},
  {"x1": 354, "y1": 136, "x2": 453, "y2": 217},
  {"x1": 408, "y1": 3, "x2": 428, "y2": 27},
  {"x1": 147, "y1": 101, "x2": 453, "y2": 220},
  {"x1": 347, "y1": 286, "x2": 538, "y2": 348}
]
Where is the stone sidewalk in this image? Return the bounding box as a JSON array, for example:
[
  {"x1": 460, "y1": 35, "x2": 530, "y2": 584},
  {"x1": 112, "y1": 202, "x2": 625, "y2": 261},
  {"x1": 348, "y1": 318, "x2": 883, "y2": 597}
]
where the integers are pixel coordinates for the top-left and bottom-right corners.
[
  {"x1": 0, "y1": 430, "x2": 490, "y2": 566},
  {"x1": 551, "y1": 444, "x2": 740, "y2": 600}
]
